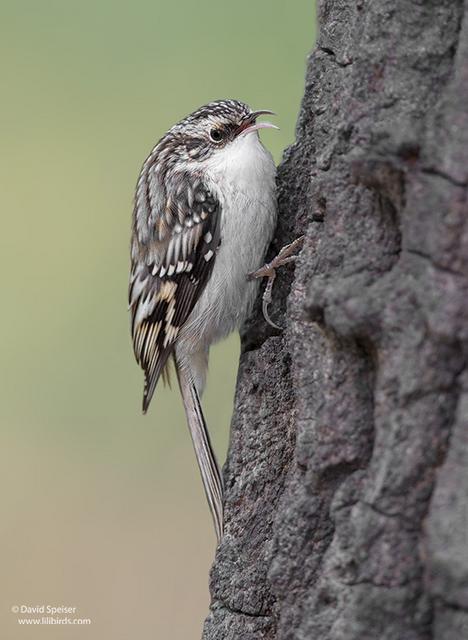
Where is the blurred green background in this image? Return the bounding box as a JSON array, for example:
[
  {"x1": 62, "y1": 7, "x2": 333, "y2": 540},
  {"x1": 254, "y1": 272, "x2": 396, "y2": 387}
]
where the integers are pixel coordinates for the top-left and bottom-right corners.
[{"x1": 0, "y1": 1, "x2": 315, "y2": 637}]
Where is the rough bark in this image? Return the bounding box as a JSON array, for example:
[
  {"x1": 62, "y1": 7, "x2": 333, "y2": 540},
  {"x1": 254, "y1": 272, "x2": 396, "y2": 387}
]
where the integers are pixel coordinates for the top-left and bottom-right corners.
[{"x1": 203, "y1": 1, "x2": 468, "y2": 639}]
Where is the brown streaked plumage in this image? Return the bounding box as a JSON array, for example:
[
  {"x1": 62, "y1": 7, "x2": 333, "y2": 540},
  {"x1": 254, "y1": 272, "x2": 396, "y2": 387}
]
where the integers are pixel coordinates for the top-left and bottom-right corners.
[{"x1": 129, "y1": 99, "x2": 278, "y2": 541}]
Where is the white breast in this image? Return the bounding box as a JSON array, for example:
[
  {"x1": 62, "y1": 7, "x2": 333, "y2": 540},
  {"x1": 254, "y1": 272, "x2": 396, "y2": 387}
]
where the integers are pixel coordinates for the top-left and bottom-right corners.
[{"x1": 178, "y1": 132, "x2": 277, "y2": 357}]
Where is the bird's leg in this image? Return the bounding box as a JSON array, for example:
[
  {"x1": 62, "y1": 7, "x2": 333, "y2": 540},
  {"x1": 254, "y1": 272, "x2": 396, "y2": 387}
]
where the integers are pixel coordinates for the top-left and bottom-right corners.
[{"x1": 248, "y1": 235, "x2": 304, "y2": 329}]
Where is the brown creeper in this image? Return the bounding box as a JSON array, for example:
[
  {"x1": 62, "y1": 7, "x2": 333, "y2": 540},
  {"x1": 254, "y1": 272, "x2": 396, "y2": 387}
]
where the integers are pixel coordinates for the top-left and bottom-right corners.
[{"x1": 129, "y1": 100, "x2": 278, "y2": 541}]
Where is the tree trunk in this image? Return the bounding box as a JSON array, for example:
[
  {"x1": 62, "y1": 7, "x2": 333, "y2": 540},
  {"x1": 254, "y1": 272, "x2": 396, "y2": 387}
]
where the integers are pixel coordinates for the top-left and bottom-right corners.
[{"x1": 204, "y1": 1, "x2": 468, "y2": 638}]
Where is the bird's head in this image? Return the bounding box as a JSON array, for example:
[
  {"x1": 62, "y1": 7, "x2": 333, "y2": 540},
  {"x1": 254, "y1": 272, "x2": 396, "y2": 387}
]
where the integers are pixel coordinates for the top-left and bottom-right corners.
[{"x1": 160, "y1": 99, "x2": 277, "y2": 166}]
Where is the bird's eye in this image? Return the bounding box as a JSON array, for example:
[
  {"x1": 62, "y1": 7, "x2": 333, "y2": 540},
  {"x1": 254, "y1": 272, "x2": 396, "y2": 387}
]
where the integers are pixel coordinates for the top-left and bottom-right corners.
[{"x1": 209, "y1": 128, "x2": 224, "y2": 143}]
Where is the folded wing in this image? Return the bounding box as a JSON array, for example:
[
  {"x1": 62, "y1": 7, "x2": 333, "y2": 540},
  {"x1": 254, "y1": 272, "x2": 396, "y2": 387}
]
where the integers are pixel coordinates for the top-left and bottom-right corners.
[{"x1": 129, "y1": 173, "x2": 221, "y2": 412}]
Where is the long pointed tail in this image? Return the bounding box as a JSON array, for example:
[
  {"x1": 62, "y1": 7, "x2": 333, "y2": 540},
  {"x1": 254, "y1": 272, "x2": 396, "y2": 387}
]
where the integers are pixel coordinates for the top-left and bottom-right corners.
[{"x1": 175, "y1": 360, "x2": 224, "y2": 542}]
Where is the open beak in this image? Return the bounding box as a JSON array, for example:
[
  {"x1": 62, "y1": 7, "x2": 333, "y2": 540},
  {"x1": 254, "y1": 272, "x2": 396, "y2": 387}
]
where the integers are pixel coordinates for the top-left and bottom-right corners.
[{"x1": 237, "y1": 109, "x2": 279, "y2": 136}]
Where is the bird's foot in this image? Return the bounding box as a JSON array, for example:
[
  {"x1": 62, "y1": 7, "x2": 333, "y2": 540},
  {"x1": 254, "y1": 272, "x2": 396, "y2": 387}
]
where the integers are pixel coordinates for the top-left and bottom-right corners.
[{"x1": 248, "y1": 235, "x2": 304, "y2": 329}]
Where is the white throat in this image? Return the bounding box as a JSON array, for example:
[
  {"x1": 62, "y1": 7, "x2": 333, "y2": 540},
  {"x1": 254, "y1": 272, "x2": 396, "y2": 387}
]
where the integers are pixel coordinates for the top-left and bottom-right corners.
[{"x1": 204, "y1": 132, "x2": 275, "y2": 194}]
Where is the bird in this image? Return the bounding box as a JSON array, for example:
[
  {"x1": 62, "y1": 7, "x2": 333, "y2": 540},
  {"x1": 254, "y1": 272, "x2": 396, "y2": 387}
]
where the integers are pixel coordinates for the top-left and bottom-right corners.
[{"x1": 129, "y1": 99, "x2": 279, "y2": 542}]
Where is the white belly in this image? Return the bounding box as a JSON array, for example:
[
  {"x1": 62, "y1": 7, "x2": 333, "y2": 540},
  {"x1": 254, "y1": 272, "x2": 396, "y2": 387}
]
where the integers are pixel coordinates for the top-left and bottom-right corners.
[{"x1": 177, "y1": 131, "x2": 277, "y2": 358}]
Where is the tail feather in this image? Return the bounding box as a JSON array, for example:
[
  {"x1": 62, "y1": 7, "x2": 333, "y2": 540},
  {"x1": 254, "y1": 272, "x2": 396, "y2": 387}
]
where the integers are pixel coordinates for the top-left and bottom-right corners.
[{"x1": 176, "y1": 360, "x2": 224, "y2": 542}]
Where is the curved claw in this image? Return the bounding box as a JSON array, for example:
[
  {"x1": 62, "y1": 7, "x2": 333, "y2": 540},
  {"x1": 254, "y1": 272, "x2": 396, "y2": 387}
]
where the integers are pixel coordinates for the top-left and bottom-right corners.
[
  {"x1": 250, "y1": 235, "x2": 305, "y2": 330},
  {"x1": 262, "y1": 297, "x2": 282, "y2": 330}
]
